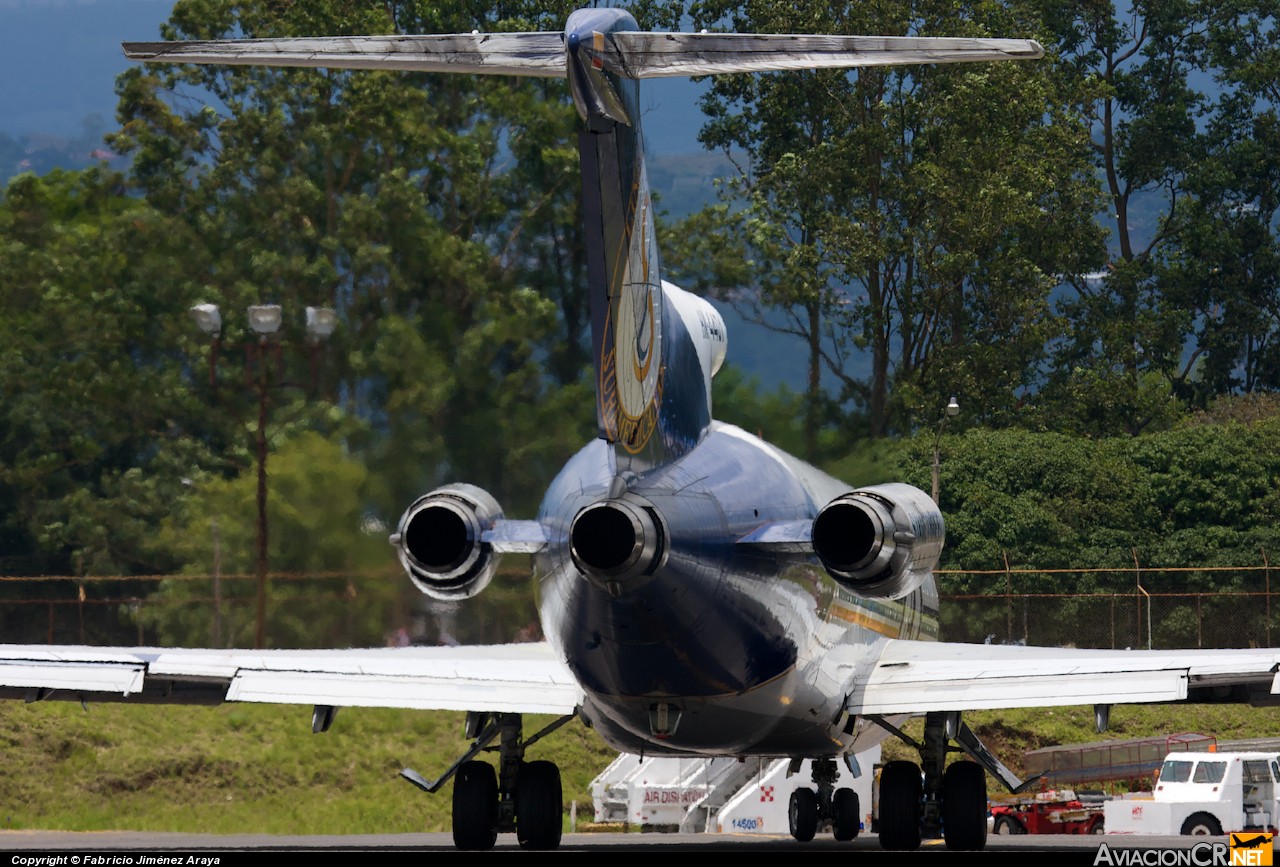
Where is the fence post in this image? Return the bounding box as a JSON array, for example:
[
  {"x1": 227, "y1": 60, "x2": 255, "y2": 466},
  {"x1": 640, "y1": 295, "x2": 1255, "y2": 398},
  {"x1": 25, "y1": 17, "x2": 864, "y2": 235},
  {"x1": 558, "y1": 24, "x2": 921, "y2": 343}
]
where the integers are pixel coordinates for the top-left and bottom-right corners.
[
  {"x1": 1133, "y1": 548, "x2": 1150, "y2": 650},
  {"x1": 77, "y1": 581, "x2": 86, "y2": 645},
  {"x1": 1003, "y1": 551, "x2": 1013, "y2": 643},
  {"x1": 1264, "y1": 547, "x2": 1271, "y2": 648}
]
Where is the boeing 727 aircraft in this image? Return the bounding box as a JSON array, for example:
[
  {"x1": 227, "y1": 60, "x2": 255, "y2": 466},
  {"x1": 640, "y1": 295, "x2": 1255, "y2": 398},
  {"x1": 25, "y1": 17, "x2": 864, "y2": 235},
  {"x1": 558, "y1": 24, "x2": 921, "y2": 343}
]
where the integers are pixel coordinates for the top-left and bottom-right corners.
[{"x1": 3, "y1": 5, "x2": 1280, "y2": 853}]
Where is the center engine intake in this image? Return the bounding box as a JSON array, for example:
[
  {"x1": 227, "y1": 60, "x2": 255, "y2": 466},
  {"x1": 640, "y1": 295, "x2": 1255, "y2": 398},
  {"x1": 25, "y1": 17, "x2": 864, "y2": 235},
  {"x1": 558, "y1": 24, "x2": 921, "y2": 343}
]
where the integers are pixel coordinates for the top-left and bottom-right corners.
[{"x1": 569, "y1": 494, "x2": 667, "y2": 594}]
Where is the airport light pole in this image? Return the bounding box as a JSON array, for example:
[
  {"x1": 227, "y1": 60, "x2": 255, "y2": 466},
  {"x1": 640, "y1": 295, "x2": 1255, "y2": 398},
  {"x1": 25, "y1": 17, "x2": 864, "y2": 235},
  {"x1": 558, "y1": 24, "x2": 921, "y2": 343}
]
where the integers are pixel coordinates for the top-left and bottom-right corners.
[
  {"x1": 931, "y1": 396, "x2": 960, "y2": 505},
  {"x1": 190, "y1": 302, "x2": 338, "y2": 649}
]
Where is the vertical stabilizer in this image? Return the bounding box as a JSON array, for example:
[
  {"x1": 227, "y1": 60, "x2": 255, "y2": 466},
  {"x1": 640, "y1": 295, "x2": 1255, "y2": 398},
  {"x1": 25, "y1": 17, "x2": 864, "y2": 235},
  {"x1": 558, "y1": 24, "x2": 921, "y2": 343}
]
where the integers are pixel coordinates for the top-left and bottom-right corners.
[{"x1": 568, "y1": 8, "x2": 711, "y2": 474}]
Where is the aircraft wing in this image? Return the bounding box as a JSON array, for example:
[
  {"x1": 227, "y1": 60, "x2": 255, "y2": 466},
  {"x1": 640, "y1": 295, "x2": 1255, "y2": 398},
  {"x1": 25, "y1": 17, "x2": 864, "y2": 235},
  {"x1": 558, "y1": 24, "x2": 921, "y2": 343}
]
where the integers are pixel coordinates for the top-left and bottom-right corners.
[
  {"x1": 0, "y1": 643, "x2": 582, "y2": 716},
  {"x1": 847, "y1": 640, "x2": 1280, "y2": 715}
]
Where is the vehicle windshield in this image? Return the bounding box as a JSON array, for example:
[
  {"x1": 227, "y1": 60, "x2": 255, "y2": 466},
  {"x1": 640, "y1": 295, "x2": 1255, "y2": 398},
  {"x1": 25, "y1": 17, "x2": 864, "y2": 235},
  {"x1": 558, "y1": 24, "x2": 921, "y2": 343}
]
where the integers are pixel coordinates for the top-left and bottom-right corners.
[
  {"x1": 1193, "y1": 761, "x2": 1226, "y2": 784},
  {"x1": 1160, "y1": 760, "x2": 1194, "y2": 783}
]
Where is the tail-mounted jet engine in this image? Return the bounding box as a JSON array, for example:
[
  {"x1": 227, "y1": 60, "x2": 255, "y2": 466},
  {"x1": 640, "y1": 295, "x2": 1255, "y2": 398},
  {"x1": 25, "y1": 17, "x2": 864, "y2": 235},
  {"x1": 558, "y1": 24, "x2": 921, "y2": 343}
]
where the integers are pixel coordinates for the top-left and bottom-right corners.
[
  {"x1": 390, "y1": 483, "x2": 504, "y2": 601},
  {"x1": 569, "y1": 494, "x2": 667, "y2": 595},
  {"x1": 811, "y1": 483, "x2": 944, "y2": 599}
]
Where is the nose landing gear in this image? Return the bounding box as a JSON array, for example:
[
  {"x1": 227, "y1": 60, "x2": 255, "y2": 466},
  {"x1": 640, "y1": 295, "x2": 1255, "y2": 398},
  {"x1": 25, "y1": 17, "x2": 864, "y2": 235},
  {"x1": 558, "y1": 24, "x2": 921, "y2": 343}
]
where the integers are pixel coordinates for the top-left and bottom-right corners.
[{"x1": 786, "y1": 758, "x2": 862, "y2": 842}]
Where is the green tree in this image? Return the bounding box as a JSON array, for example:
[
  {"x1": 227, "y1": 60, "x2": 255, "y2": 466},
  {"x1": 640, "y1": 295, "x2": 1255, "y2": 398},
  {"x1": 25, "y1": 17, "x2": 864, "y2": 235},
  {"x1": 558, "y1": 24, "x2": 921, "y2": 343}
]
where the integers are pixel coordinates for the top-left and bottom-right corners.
[
  {"x1": 0, "y1": 167, "x2": 219, "y2": 642},
  {"x1": 1160, "y1": 0, "x2": 1280, "y2": 400},
  {"x1": 112, "y1": 0, "x2": 595, "y2": 519},
  {"x1": 140, "y1": 431, "x2": 398, "y2": 648},
  {"x1": 0, "y1": 168, "x2": 211, "y2": 577},
  {"x1": 1036, "y1": 0, "x2": 1222, "y2": 434},
  {"x1": 670, "y1": 0, "x2": 1102, "y2": 450}
]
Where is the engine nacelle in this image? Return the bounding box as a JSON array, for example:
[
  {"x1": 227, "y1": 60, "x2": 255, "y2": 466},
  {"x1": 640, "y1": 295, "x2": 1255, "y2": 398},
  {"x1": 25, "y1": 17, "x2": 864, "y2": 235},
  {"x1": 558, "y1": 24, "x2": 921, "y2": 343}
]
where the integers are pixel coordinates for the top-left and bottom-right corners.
[
  {"x1": 664, "y1": 280, "x2": 728, "y2": 385},
  {"x1": 389, "y1": 483, "x2": 504, "y2": 601},
  {"x1": 811, "y1": 483, "x2": 944, "y2": 599}
]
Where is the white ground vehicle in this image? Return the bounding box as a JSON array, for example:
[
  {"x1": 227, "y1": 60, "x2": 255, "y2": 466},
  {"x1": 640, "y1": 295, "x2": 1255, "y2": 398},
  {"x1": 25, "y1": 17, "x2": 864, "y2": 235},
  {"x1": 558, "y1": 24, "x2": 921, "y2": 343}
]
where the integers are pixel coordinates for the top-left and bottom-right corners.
[{"x1": 1105, "y1": 752, "x2": 1280, "y2": 836}]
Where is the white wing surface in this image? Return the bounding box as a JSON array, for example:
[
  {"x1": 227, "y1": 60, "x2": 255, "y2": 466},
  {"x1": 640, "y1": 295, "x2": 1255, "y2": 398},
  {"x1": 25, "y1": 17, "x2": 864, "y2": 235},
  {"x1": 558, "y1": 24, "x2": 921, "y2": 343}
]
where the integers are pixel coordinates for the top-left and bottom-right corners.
[
  {"x1": 0, "y1": 643, "x2": 581, "y2": 715},
  {"x1": 848, "y1": 640, "x2": 1280, "y2": 715}
]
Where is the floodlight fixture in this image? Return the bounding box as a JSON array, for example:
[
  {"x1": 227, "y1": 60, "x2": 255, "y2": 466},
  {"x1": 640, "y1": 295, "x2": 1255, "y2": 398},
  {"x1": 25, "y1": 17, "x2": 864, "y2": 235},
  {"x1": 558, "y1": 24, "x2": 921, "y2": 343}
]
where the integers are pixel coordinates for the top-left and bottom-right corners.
[
  {"x1": 189, "y1": 303, "x2": 222, "y2": 336},
  {"x1": 247, "y1": 304, "x2": 283, "y2": 335},
  {"x1": 305, "y1": 306, "x2": 339, "y2": 342}
]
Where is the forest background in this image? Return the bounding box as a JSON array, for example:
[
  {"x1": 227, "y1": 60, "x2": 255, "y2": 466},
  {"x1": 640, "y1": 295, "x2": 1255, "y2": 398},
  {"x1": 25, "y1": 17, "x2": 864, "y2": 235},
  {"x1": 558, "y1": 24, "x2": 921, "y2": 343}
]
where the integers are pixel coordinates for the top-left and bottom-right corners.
[{"x1": 1, "y1": 0, "x2": 1279, "y2": 650}]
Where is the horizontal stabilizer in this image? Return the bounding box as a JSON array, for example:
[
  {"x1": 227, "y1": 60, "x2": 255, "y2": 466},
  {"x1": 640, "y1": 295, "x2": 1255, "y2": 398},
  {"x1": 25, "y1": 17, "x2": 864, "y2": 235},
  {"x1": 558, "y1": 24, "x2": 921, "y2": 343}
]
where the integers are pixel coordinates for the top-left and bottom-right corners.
[
  {"x1": 124, "y1": 30, "x2": 1042, "y2": 80},
  {"x1": 605, "y1": 32, "x2": 1044, "y2": 78},
  {"x1": 123, "y1": 32, "x2": 567, "y2": 77}
]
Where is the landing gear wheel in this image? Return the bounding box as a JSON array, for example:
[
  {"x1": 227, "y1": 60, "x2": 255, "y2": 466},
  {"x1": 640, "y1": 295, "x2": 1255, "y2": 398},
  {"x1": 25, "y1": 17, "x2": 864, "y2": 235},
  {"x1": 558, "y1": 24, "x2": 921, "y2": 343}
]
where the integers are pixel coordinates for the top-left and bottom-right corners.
[
  {"x1": 993, "y1": 815, "x2": 1026, "y2": 835},
  {"x1": 1180, "y1": 813, "x2": 1223, "y2": 836},
  {"x1": 515, "y1": 760, "x2": 563, "y2": 850},
  {"x1": 832, "y1": 787, "x2": 860, "y2": 841},
  {"x1": 452, "y1": 760, "x2": 498, "y2": 851},
  {"x1": 878, "y1": 760, "x2": 922, "y2": 851},
  {"x1": 788, "y1": 787, "x2": 818, "y2": 842},
  {"x1": 942, "y1": 761, "x2": 988, "y2": 851}
]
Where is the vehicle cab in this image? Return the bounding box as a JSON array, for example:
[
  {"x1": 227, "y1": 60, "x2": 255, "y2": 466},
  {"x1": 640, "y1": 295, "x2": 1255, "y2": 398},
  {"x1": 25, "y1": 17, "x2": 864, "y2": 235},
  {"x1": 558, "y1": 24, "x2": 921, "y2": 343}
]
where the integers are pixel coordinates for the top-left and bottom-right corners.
[{"x1": 1105, "y1": 752, "x2": 1280, "y2": 836}]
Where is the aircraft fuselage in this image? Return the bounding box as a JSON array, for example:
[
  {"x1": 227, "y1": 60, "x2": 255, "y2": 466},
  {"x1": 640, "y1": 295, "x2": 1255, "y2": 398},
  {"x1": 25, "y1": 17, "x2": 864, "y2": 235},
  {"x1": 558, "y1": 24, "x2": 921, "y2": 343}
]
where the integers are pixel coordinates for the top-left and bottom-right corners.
[{"x1": 536, "y1": 423, "x2": 939, "y2": 757}]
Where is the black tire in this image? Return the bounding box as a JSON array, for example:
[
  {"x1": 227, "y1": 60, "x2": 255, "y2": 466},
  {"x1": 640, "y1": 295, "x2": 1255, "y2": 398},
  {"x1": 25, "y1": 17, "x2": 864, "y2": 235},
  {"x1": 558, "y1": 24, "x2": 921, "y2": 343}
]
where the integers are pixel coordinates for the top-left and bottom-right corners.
[
  {"x1": 878, "y1": 760, "x2": 922, "y2": 851},
  {"x1": 788, "y1": 787, "x2": 819, "y2": 842},
  {"x1": 993, "y1": 814, "x2": 1026, "y2": 835},
  {"x1": 1090, "y1": 817, "x2": 1106, "y2": 834},
  {"x1": 452, "y1": 760, "x2": 498, "y2": 851},
  {"x1": 1180, "y1": 812, "x2": 1223, "y2": 836},
  {"x1": 942, "y1": 761, "x2": 988, "y2": 851},
  {"x1": 515, "y1": 760, "x2": 563, "y2": 850},
  {"x1": 832, "y1": 787, "x2": 860, "y2": 841}
]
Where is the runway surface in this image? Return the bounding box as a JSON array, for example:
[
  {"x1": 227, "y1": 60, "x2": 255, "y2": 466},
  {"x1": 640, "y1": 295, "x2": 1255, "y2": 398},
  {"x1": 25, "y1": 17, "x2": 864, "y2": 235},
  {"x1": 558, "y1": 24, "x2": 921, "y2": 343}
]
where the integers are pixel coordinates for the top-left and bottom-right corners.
[{"x1": 0, "y1": 830, "x2": 1268, "y2": 855}]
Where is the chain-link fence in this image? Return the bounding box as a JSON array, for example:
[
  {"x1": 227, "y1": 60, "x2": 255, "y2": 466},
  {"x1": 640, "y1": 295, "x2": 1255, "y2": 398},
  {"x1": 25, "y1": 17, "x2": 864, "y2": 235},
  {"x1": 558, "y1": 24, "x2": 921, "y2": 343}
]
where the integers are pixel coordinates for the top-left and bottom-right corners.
[
  {"x1": 937, "y1": 560, "x2": 1277, "y2": 649},
  {"x1": 3, "y1": 560, "x2": 1276, "y2": 650},
  {"x1": 0, "y1": 567, "x2": 539, "y2": 648}
]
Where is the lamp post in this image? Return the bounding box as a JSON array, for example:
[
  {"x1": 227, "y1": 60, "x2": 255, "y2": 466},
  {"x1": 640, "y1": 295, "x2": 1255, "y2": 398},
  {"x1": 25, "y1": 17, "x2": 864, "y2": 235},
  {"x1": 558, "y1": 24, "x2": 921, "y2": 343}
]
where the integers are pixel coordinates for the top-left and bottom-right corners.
[
  {"x1": 931, "y1": 396, "x2": 960, "y2": 505},
  {"x1": 190, "y1": 302, "x2": 338, "y2": 649}
]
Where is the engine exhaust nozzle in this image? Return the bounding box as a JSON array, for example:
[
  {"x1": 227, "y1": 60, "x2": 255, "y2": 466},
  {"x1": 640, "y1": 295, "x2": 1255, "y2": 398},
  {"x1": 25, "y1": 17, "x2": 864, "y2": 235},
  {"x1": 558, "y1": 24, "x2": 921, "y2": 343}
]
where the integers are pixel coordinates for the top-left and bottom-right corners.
[{"x1": 569, "y1": 495, "x2": 666, "y2": 593}]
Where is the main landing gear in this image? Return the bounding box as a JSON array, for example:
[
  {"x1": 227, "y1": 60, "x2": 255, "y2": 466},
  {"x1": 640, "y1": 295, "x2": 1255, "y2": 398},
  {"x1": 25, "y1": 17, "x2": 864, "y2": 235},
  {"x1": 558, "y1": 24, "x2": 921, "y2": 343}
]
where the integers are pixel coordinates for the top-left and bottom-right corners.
[
  {"x1": 402, "y1": 711, "x2": 575, "y2": 851},
  {"x1": 871, "y1": 711, "x2": 998, "y2": 852},
  {"x1": 786, "y1": 758, "x2": 862, "y2": 842}
]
